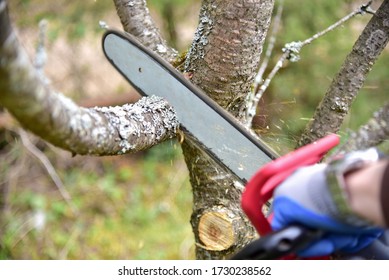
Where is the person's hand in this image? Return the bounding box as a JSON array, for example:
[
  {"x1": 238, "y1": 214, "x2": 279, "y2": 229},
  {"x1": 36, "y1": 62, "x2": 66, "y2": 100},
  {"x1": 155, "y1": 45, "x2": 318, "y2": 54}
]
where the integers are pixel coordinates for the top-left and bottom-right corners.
[{"x1": 271, "y1": 164, "x2": 383, "y2": 257}]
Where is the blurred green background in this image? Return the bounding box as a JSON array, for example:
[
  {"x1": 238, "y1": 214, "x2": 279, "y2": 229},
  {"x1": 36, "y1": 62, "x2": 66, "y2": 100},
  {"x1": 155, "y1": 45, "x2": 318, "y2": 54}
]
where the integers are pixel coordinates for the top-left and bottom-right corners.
[{"x1": 1, "y1": 0, "x2": 388, "y2": 259}]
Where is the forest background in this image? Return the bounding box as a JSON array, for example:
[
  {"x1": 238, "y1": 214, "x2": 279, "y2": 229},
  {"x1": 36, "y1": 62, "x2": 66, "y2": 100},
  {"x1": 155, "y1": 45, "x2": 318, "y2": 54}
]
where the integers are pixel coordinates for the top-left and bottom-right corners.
[{"x1": 1, "y1": 0, "x2": 388, "y2": 259}]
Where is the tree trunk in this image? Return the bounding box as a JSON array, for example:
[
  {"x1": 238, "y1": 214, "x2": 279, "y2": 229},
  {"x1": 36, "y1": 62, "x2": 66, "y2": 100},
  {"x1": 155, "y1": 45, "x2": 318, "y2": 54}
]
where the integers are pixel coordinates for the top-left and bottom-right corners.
[{"x1": 182, "y1": 0, "x2": 274, "y2": 259}]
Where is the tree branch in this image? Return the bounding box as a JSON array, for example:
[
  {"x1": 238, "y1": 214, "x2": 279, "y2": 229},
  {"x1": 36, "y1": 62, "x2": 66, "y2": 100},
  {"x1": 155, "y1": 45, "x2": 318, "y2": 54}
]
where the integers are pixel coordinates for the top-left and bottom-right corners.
[
  {"x1": 112, "y1": 0, "x2": 177, "y2": 62},
  {"x1": 298, "y1": 0, "x2": 389, "y2": 147},
  {"x1": 0, "y1": 1, "x2": 179, "y2": 156},
  {"x1": 342, "y1": 102, "x2": 389, "y2": 152},
  {"x1": 246, "y1": 1, "x2": 374, "y2": 128}
]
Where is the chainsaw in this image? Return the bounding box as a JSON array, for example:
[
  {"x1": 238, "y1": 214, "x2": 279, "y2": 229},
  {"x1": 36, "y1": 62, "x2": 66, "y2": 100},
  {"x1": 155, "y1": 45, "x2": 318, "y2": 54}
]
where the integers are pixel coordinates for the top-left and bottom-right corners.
[{"x1": 102, "y1": 30, "x2": 340, "y2": 259}]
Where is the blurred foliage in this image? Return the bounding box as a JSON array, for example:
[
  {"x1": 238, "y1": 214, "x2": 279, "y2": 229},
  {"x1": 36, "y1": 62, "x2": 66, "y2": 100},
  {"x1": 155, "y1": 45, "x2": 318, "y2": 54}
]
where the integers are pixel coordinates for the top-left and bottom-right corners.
[
  {"x1": 148, "y1": 0, "x2": 192, "y2": 11},
  {"x1": 0, "y1": 137, "x2": 194, "y2": 259},
  {"x1": 2, "y1": 0, "x2": 389, "y2": 260},
  {"x1": 9, "y1": 0, "x2": 199, "y2": 45},
  {"x1": 10, "y1": 0, "x2": 113, "y2": 41},
  {"x1": 147, "y1": 0, "x2": 201, "y2": 49}
]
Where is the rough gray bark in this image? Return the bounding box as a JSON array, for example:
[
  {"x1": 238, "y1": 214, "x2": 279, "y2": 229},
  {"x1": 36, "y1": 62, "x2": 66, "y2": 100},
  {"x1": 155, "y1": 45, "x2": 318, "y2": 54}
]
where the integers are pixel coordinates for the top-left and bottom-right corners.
[
  {"x1": 184, "y1": 0, "x2": 274, "y2": 119},
  {"x1": 0, "y1": 2, "x2": 179, "y2": 156},
  {"x1": 112, "y1": 0, "x2": 177, "y2": 62},
  {"x1": 182, "y1": 0, "x2": 275, "y2": 259},
  {"x1": 298, "y1": 0, "x2": 389, "y2": 147}
]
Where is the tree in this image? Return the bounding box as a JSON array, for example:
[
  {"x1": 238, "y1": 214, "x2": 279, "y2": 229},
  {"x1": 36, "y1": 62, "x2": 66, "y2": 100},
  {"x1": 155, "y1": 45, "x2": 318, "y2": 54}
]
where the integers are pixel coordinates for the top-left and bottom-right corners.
[{"x1": 0, "y1": 0, "x2": 388, "y2": 260}]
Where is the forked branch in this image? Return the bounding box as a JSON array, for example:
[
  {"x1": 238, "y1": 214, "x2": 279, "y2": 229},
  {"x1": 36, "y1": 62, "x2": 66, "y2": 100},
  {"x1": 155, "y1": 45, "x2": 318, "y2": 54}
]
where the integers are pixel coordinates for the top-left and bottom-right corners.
[{"x1": 0, "y1": 1, "x2": 179, "y2": 156}]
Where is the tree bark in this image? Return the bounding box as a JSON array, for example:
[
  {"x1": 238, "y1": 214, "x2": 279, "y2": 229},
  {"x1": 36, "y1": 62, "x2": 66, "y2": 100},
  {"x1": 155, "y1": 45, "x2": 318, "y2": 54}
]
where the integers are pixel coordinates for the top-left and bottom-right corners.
[
  {"x1": 184, "y1": 0, "x2": 274, "y2": 119},
  {"x1": 298, "y1": 0, "x2": 389, "y2": 147},
  {"x1": 0, "y1": 1, "x2": 179, "y2": 156},
  {"x1": 112, "y1": 0, "x2": 177, "y2": 62},
  {"x1": 182, "y1": 0, "x2": 274, "y2": 259}
]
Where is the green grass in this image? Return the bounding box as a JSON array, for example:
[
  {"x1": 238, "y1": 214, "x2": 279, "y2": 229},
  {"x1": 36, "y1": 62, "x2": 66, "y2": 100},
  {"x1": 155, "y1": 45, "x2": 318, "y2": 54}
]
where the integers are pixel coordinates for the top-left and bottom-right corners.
[{"x1": 0, "y1": 139, "x2": 195, "y2": 260}]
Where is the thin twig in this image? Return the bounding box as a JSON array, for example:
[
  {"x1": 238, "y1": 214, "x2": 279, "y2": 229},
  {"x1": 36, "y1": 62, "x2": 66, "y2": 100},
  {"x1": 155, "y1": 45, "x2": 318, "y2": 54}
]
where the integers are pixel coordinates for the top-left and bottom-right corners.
[
  {"x1": 299, "y1": 1, "x2": 374, "y2": 48},
  {"x1": 18, "y1": 129, "x2": 78, "y2": 216},
  {"x1": 253, "y1": 0, "x2": 284, "y2": 94},
  {"x1": 245, "y1": 0, "x2": 284, "y2": 126},
  {"x1": 34, "y1": 19, "x2": 49, "y2": 85},
  {"x1": 59, "y1": 223, "x2": 82, "y2": 259},
  {"x1": 245, "y1": 1, "x2": 374, "y2": 128},
  {"x1": 11, "y1": 214, "x2": 37, "y2": 249}
]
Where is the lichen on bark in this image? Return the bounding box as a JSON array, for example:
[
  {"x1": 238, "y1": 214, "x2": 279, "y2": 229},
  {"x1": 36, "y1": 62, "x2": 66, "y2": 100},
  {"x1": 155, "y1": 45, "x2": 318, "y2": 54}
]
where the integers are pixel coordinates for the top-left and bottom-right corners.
[{"x1": 0, "y1": 3, "x2": 179, "y2": 156}]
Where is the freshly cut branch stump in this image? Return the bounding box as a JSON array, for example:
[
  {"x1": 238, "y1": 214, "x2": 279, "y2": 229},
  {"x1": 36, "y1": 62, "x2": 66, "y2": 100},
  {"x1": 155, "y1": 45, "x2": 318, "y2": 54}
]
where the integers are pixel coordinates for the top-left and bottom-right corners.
[{"x1": 198, "y1": 210, "x2": 236, "y2": 251}]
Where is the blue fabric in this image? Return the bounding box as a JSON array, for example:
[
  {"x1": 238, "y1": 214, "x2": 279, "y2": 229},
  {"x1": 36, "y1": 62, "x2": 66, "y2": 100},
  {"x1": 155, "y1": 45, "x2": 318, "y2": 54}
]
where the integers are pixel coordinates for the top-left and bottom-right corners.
[{"x1": 271, "y1": 196, "x2": 384, "y2": 257}]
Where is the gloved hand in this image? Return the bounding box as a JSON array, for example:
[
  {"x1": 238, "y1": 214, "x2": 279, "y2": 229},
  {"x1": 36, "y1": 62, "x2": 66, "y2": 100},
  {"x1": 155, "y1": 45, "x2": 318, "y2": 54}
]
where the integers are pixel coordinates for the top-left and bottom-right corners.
[{"x1": 271, "y1": 163, "x2": 384, "y2": 257}]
